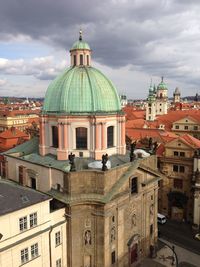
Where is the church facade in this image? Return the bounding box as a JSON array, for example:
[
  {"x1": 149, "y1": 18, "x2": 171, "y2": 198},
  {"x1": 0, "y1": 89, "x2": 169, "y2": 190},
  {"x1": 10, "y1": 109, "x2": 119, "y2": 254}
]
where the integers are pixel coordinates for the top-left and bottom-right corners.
[
  {"x1": 0, "y1": 32, "x2": 161, "y2": 267},
  {"x1": 146, "y1": 79, "x2": 168, "y2": 121}
]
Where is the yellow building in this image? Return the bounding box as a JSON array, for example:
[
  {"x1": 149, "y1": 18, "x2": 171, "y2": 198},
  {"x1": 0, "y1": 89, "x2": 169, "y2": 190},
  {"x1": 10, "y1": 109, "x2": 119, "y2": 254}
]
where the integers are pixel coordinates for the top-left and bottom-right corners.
[
  {"x1": 158, "y1": 134, "x2": 200, "y2": 222},
  {"x1": 0, "y1": 110, "x2": 39, "y2": 132},
  {"x1": 0, "y1": 179, "x2": 67, "y2": 267}
]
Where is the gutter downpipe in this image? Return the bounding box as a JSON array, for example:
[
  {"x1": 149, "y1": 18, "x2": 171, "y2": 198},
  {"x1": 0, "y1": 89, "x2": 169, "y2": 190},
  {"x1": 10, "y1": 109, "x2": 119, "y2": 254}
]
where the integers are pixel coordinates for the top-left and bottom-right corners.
[{"x1": 49, "y1": 226, "x2": 53, "y2": 267}]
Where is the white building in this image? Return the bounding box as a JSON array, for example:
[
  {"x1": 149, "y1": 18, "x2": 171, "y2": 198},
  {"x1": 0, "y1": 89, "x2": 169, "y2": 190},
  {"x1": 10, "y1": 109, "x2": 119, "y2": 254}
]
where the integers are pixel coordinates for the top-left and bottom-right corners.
[
  {"x1": 0, "y1": 179, "x2": 67, "y2": 267},
  {"x1": 146, "y1": 78, "x2": 168, "y2": 121}
]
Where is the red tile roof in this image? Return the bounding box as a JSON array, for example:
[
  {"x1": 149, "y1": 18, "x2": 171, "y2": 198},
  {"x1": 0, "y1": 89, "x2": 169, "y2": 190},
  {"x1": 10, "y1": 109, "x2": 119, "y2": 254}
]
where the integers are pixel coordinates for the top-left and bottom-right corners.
[
  {"x1": 126, "y1": 128, "x2": 177, "y2": 144},
  {"x1": 179, "y1": 134, "x2": 200, "y2": 148},
  {"x1": 0, "y1": 128, "x2": 29, "y2": 139}
]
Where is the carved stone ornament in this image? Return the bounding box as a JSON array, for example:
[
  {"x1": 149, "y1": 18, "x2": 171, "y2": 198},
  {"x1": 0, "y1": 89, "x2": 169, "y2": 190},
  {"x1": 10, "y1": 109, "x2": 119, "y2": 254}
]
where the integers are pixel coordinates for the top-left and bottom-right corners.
[
  {"x1": 111, "y1": 226, "x2": 115, "y2": 242},
  {"x1": 131, "y1": 214, "x2": 137, "y2": 227},
  {"x1": 84, "y1": 230, "x2": 92, "y2": 245},
  {"x1": 150, "y1": 204, "x2": 154, "y2": 215}
]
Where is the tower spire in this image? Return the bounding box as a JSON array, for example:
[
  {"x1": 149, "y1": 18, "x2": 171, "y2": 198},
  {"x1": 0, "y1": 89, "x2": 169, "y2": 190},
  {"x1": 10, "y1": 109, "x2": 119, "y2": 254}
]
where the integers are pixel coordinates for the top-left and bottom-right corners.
[{"x1": 79, "y1": 29, "x2": 82, "y2": 41}]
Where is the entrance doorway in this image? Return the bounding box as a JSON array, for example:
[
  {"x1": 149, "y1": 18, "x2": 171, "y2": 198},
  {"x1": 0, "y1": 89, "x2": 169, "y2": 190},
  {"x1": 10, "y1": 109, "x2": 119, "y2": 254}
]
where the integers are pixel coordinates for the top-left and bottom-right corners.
[{"x1": 130, "y1": 244, "x2": 138, "y2": 264}]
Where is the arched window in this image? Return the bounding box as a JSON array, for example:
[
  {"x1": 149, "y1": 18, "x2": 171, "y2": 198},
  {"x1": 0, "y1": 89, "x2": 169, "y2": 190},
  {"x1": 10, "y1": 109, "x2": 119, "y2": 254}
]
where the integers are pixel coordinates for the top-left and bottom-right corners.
[
  {"x1": 76, "y1": 127, "x2": 87, "y2": 149},
  {"x1": 87, "y1": 55, "x2": 89, "y2": 66},
  {"x1": 52, "y1": 126, "x2": 58, "y2": 148},
  {"x1": 73, "y1": 55, "x2": 76, "y2": 66},
  {"x1": 80, "y1": 54, "x2": 83, "y2": 65},
  {"x1": 107, "y1": 126, "x2": 114, "y2": 148}
]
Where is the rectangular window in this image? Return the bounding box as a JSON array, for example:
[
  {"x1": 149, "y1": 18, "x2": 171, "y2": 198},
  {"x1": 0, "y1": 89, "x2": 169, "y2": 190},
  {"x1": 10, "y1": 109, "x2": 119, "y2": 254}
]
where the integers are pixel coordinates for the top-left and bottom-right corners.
[
  {"x1": 107, "y1": 126, "x2": 114, "y2": 148},
  {"x1": 31, "y1": 243, "x2": 39, "y2": 259},
  {"x1": 55, "y1": 231, "x2": 61, "y2": 246},
  {"x1": 184, "y1": 125, "x2": 188, "y2": 130},
  {"x1": 131, "y1": 177, "x2": 138, "y2": 194},
  {"x1": 30, "y1": 213, "x2": 37, "y2": 228},
  {"x1": 180, "y1": 152, "x2": 185, "y2": 157},
  {"x1": 18, "y1": 165, "x2": 24, "y2": 185},
  {"x1": 179, "y1": 166, "x2": 185, "y2": 173},
  {"x1": 52, "y1": 126, "x2": 58, "y2": 148},
  {"x1": 174, "y1": 151, "x2": 178, "y2": 156},
  {"x1": 31, "y1": 177, "x2": 36, "y2": 189},
  {"x1": 87, "y1": 55, "x2": 89, "y2": 66},
  {"x1": 174, "y1": 179, "x2": 183, "y2": 189},
  {"x1": 73, "y1": 55, "x2": 76, "y2": 66},
  {"x1": 56, "y1": 258, "x2": 62, "y2": 267},
  {"x1": 175, "y1": 125, "x2": 179, "y2": 129},
  {"x1": 194, "y1": 126, "x2": 198, "y2": 130},
  {"x1": 19, "y1": 216, "x2": 27, "y2": 232},
  {"x1": 21, "y1": 248, "x2": 29, "y2": 264},
  {"x1": 111, "y1": 251, "x2": 115, "y2": 264},
  {"x1": 80, "y1": 54, "x2": 83, "y2": 65},
  {"x1": 173, "y1": 165, "x2": 178, "y2": 172}
]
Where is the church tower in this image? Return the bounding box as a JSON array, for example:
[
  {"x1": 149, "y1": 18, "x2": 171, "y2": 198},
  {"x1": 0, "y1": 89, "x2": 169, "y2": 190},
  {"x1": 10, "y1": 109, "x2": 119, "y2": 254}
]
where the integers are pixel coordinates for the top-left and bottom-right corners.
[
  {"x1": 146, "y1": 77, "x2": 168, "y2": 121},
  {"x1": 39, "y1": 31, "x2": 126, "y2": 160},
  {"x1": 155, "y1": 77, "x2": 168, "y2": 116},
  {"x1": 173, "y1": 87, "x2": 181, "y2": 103},
  {"x1": 145, "y1": 83, "x2": 156, "y2": 121}
]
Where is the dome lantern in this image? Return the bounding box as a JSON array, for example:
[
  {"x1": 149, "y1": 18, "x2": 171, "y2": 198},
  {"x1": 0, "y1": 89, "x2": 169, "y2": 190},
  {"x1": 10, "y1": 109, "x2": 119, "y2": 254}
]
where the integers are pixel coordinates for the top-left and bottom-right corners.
[{"x1": 70, "y1": 30, "x2": 91, "y2": 67}]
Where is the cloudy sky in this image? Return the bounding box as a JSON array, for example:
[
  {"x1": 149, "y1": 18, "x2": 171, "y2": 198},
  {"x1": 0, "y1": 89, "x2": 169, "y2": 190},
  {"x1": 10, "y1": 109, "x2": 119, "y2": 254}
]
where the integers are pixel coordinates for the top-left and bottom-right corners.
[{"x1": 0, "y1": 0, "x2": 200, "y2": 99}]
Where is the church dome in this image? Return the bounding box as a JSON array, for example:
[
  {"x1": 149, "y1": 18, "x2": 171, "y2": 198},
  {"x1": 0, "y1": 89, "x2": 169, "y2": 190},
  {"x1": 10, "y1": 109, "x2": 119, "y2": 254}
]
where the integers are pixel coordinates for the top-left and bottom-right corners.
[
  {"x1": 43, "y1": 31, "x2": 121, "y2": 115},
  {"x1": 43, "y1": 66, "x2": 121, "y2": 114},
  {"x1": 70, "y1": 40, "x2": 90, "y2": 51},
  {"x1": 157, "y1": 77, "x2": 167, "y2": 90}
]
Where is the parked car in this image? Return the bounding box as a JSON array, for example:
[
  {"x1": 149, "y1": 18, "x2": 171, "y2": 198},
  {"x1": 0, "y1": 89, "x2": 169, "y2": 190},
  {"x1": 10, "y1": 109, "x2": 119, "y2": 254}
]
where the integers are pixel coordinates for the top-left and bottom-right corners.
[{"x1": 157, "y1": 213, "x2": 167, "y2": 224}]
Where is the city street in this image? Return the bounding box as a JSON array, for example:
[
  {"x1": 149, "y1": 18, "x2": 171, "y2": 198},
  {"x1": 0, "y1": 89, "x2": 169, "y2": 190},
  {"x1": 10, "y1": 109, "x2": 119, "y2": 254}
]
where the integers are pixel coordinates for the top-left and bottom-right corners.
[
  {"x1": 158, "y1": 220, "x2": 200, "y2": 255},
  {"x1": 159, "y1": 238, "x2": 200, "y2": 267}
]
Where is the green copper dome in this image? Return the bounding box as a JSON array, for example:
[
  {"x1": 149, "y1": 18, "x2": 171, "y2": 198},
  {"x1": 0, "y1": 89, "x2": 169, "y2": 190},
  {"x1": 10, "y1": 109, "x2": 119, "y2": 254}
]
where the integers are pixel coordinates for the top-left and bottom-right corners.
[
  {"x1": 43, "y1": 66, "x2": 121, "y2": 114},
  {"x1": 71, "y1": 40, "x2": 90, "y2": 51},
  {"x1": 157, "y1": 78, "x2": 168, "y2": 90}
]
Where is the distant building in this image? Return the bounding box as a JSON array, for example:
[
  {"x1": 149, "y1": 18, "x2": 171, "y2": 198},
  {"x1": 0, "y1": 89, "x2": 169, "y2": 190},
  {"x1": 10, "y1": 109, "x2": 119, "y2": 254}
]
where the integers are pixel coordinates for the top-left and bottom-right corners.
[
  {"x1": 0, "y1": 109, "x2": 39, "y2": 133},
  {"x1": 0, "y1": 127, "x2": 29, "y2": 152},
  {"x1": 146, "y1": 78, "x2": 168, "y2": 121},
  {"x1": 158, "y1": 134, "x2": 200, "y2": 222},
  {"x1": 120, "y1": 94, "x2": 128, "y2": 107},
  {"x1": 0, "y1": 179, "x2": 67, "y2": 267},
  {"x1": 173, "y1": 87, "x2": 181, "y2": 103}
]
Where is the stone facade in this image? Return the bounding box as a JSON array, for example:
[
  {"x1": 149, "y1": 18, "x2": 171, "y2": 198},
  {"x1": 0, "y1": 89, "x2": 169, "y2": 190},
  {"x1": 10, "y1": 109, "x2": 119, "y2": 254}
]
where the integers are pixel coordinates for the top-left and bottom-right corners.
[
  {"x1": 158, "y1": 136, "x2": 197, "y2": 222},
  {"x1": 2, "y1": 148, "x2": 160, "y2": 267}
]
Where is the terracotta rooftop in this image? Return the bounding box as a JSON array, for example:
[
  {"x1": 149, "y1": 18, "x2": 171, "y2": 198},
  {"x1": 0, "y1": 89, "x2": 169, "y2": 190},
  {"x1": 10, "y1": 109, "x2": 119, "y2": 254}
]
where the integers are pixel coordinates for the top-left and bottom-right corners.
[
  {"x1": 126, "y1": 128, "x2": 177, "y2": 144},
  {"x1": 0, "y1": 128, "x2": 29, "y2": 139}
]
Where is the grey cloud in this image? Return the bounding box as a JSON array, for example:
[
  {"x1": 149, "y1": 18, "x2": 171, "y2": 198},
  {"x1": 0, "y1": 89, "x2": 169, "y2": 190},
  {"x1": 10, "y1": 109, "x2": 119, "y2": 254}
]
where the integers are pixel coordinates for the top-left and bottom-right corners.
[
  {"x1": 0, "y1": 57, "x2": 64, "y2": 80},
  {"x1": 0, "y1": 0, "x2": 200, "y2": 96}
]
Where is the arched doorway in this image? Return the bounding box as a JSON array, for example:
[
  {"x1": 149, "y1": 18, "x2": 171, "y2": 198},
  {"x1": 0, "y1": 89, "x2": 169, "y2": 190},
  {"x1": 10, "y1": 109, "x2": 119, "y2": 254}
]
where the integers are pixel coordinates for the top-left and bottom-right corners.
[{"x1": 127, "y1": 234, "x2": 140, "y2": 266}]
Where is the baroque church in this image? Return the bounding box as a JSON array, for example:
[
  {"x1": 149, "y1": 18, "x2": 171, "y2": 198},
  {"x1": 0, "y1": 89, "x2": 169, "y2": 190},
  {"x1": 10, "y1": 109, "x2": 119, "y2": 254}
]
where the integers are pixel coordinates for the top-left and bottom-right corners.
[
  {"x1": 146, "y1": 78, "x2": 168, "y2": 121},
  {"x1": 0, "y1": 32, "x2": 162, "y2": 267}
]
